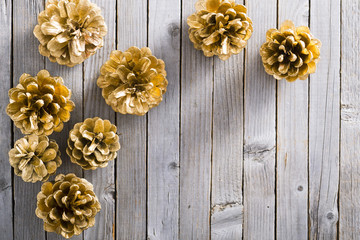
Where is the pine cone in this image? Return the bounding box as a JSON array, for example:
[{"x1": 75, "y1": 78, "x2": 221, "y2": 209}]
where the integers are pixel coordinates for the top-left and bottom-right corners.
[
  {"x1": 97, "y1": 47, "x2": 168, "y2": 116},
  {"x1": 36, "y1": 173, "x2": 101, "y2": 239},
  {"x1": 187, "y1": 0, "x2": 253, "y2": 60},
  {"x1": 9, "y1": 135, "x2": 61, "y2": 183},
  {"x1": 6, "y1": 70, "x2": 75, "y2": 136},
  {"x1": 66, "y1": 117, "x2": 120, "y2": 170},
  {"x1": 260, "y1": 20, "x2": 321, "y2": 82},
  {"x1": 33, "y1": 0, "x2": 107, "y2": 67}
]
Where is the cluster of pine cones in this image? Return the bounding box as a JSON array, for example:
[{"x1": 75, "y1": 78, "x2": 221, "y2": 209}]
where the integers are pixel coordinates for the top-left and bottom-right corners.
[
  {"x1": 6, "y1": 70, "x2": 120, "y2": 238},
  {"x1": 7, "y1": 0, "x2": 322, "y2": 238}
]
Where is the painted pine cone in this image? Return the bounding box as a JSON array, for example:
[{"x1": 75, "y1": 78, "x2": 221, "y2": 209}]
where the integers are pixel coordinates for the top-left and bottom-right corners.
[
  {"x1": 36, "y1": 173, "x2": 101, "y2": 239},
  {"x1": 260, "y1": 20, "x2": 321, "y2": 82},
  {"x1": 187, "y1": 0, "x2": 253, "y2": 60},
  {"x1": 33, "y1": 0, "x2": 107, "y2": 67},
  {"x1": 9, "y1": 135, "x2": 62, "y2": 183},
  {"x1": 97, "y1": 47, "x2": 168, "y2": 115},
  {"x1": 6, "y1": 70, "x2": 75, "y2": 136},
  {"x1": 66, "y1": 117, "x2": 120, "y2": 170}
]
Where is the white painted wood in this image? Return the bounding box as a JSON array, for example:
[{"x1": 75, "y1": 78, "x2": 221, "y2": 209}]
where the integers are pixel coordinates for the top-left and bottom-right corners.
[
  {"x1": 116, "y1": 0, "x2": 147, "y2": 239},
  {"x1": 340, "y1": 0, "x2": 360, "y2": 239},
  {"x1": 211, "y1": 204, "x2": 243, "y2": 239},
  {"x1": 12, "y1": 0, "x2": 46, "y2": 239},
  {"x1": 180, "y1": 0, "x2": 213, "y2": 239},
  {"x1": 147, "y1": 0, "x2": 180, "y2": 239},
  {"x1": 211, "y1": 53, "x2": 244, "y2": 239},
  {"x1": 309, "y1": 0, "x2": 340, "y2": 239},
  {"x1": 44, "y1": 22, "x2": 84, "y2": 240},
  {"x1": 243, "y1": 0, "x2": 277, "y2": 239},
  {"x1": 83, "y1": 0, "x2": 117, "y2": 239},
  {"x1": 0, "y1": 0, "x2": 13, "y2": 239},
  {"x1": 277, "y1": 1, "x2": 309, "y2": 239}
]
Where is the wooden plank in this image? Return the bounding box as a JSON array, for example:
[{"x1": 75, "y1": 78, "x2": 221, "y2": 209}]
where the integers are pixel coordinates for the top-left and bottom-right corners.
[
  {"x1": 340, "y1": 0, "x2": 360, "y2": 238},
  {"x1": 116, "y1": 0, "x2": 147, "y2": 239},
  {"x1": 243, "y1": 0, "x2": 277, "y2": 239},
  {"x1": 0, "y1": 0, "x2": 13, "y2": 239},
  {"x1": 44, "y1": 25, "x2": 83, "y2": 240},
  {"x1": 308, "y1": 0, "x2": 340, "y2": 239},
  {"x1": 147, "y1": 0, "x2": 180, "y2": 239},
  {"x1": 12, "y1": 0, "x2": 46, "y2": 239},
  {"x1": 180, "y1": 1, "x2": 213, "y2": 239},
  {"x1": 83, "y1": 0, "x2": 116, "y2": 239},
  {"x1": 211, "y1": 53, "x2": 244, "y2": 239},
  {"x1": 276, "y1": 1, "x2": 309, "y2": 239}
]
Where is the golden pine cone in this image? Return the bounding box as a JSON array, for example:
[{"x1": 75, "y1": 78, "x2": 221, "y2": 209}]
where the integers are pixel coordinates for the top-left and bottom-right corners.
[
  {"x1": 9, "y1": 135, "x2": 62, "y2": 183},
  {"x1": 36, "y1": 173, "x2": 101, "y2": 239},
  {"x1": 260, "y1": 20, "x2": 322, "y2": 82},
  {"x1": 97, "y1": 47, "x2": 168, "y2": 116},
  {"x1": 187, "y1": 0, "x2": 253, "y2": 60},
  {"x1": 33, "y1": 0, "x2": 107, "y2": 67},
  {"x1": 6, "y1": 70, "x2": 75, "y2": 136},
  {"x1": 66, "y1": 117, "x2": 120, "y2": 170}
]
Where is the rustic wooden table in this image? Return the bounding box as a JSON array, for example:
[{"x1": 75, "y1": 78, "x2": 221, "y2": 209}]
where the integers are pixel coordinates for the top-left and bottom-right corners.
[{"x1": 0, "y1": 0, "x2": 357, "y2": 239}]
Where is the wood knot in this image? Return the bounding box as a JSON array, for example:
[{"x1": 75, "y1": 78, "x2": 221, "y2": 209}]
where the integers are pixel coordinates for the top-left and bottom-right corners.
[{"x1": 168, "y1": 23, "x2": 180, "y2": 37}]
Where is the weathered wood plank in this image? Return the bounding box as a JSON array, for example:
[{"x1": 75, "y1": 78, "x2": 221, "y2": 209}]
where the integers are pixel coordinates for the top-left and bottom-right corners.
[
  {"x1": 12, "y1": 0, "x2": 46, "y2": 239},
  {"x1": 0, "y1": 0, "x2": 13, "y2": 239},
  {"x1": 211, "y1": 53, "x2": 244, "y2": 239},
  {"x1": 340, "y1": 0, "x2": 360, "y2": 238},
  {"x1": 83, "y1": 0, "x2": 117, "y2": 239},
  {"x1": 44, "y1": 24, "x2": 84, "y2": 240},
  {"x1": 276, "y1": 1, "x2": 309, "y2": 239},
  {"x1": 147, "y1": 0, "x2": 181, "y2": 239},
  {"x1": 243, "y1": 0, "x2": 277, "y2": 239},
  {"x1": 180, "y1": 1, "x2": 213, "y2": 239},
  {"x1": 308, "y1": 0, "x2": 340, "y2": 239},
  {"x1": 116, "y1": 0, "x2": 147, "y2": 239}
]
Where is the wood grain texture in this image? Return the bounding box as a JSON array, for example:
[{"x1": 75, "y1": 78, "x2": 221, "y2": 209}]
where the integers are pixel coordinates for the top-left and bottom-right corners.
[
  {"x1": 243, "y1": 0, "x2": 277, "y2": 239},
  {"x1": 211, "y1": 53, "x2": 244, "y2": 239},
  {"x1": 44, "y1": 18, "x2": 84, "y2": 240},
  {"x1": 1, "y1": 0, "x2": 358, "y2": 239},
  {"x1": 82, "y1": 0, "x2": 117, "y2": 239},
  {"x1": 147, "y1": 0, "x2": 181, "y2": 239},
  {"x1": 276, "y1": 1, "x2": 309, "y2": 239},
  {"x1": 12, "y1": 0, "x2": 46, "y2": 240},
  {"x1": 180, "y1": 0, "x2": 213, "y2": 239},
  {"x1": 340, "y1": 0, "x2": 360, "y2": 239},
  {"x1": 116, "y1": 0, "x2": 147, "y2": 239},
  {"x1": 0, "y1": 0, "x2": 13, "y2": 239},
  {"x1": 309, "y1": 0, "x2": 340, "y2": 239}
]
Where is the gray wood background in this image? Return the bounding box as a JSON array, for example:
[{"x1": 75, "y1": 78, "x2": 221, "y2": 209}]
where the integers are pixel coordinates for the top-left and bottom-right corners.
[{"x1": 0, "y1": 0, "x2": 357, "y2": 239}]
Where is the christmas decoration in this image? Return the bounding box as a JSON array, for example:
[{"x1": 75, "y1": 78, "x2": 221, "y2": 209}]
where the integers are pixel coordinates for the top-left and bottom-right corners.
[
  {"x1": 97, "y1": 47, "x2": 168, "y2": 115},
  {"x1": 36, "y1": 173, "x2": 101, "y2": 239},
  {"x1": 9, "y1": 135, "x2": 61, "y2": 183},
  {"x1": 260, "y1": 20, "x2": 321, "y2": 82},
  {"x1": 6, "y1": 70, "x2": 75, "y2": 136},
  {"x1": 187, "y1": 0, "x2": 253, "y2": 60},
  {"x1": 33, "y1": 0, "x2": 107, "y2": 67},
  {"x1": 66, "y1": 117, "x2": 120, "y2": 170}
]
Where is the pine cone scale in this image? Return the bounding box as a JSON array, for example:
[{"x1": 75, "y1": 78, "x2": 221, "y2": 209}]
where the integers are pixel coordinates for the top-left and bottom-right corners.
[
  {"x1": 67, "y1": 117, "x2": 120, "y2": 170},
  {"x1": 260, "y1": 20, "x2": 321, "y2": 82},
  {"x1": 34, "y1": 0, "x2": 107, "y2": 67},
  {"x1": 188, "y1": 0, "x2": 253, "y2": 60},
  {"x1": 9, "y1": 135, "x2": 62, "y2": 183}
]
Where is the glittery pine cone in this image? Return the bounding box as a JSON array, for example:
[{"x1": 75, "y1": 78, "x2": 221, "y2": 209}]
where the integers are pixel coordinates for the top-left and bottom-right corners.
[
  {"x1": 260, "y1": 20, "x2": 321, "y2": 82},
  {"x1": 9, "y1": 135, "x2": 62, "y2": 183},
  {"x1": 97, "y1": 47, "x2": 168, "y2": 116},
  {"x1": 6, "y1": 70, "x2": 75, "y2": 136},
  {"x1": 34, "y1": 0, "x2": 107, "y2": 67},
  {"x1": 66, "y1": 117, "x2": 120, "y2": 170},
  {"x1": 36, "y1": 173, "x2": 101, "y2": 239},
  {"x1": 187, "y1": 0, "x2": 253, "y2": 60}
]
